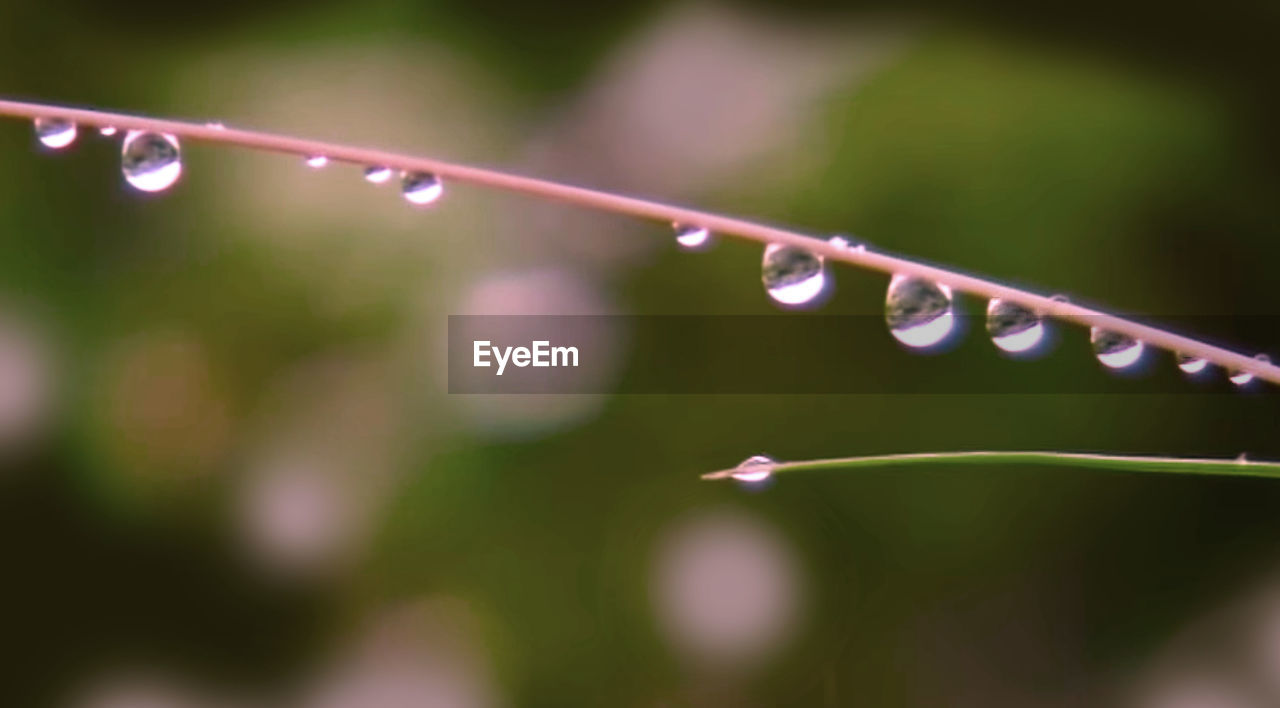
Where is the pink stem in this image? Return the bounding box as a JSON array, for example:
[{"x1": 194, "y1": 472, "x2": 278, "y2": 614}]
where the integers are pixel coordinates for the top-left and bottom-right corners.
[{"x1": 2, "y1": 98, "x2": 1276, "y2": 386}]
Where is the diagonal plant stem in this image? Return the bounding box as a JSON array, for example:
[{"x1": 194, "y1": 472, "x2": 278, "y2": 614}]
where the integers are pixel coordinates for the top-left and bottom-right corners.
[
  {"x1": 701, "y1": 451, "x2": 1280, "y2": 481},
  {"x1": 2, "y1": 97, "x2": 1277, "y2": 386}
]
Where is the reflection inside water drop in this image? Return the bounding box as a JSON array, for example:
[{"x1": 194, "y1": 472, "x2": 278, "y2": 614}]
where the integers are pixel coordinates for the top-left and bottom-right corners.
[
  {"x1": 120, "y1": 131, "x2": 182, "y2": 192},
  {"x1": 886, "y1": 276, "x2": 954, "y2": 348},
  {"x1": 985, "y1": 298, "x2": 1044, "y2": 354},
  {"x1": 761, "y1": 245, "x2": 825, "y2": 306},
  {"x1": 34, "y1": 118, "x2": 76, "y2": 149},
  {"x1": 1176, "y1": 353, "x2": 1208, "y2": 375},
  {"x1": 401, "y1": 171, "x2": 443, "y2": 205},
  {"x1": 1090, "y1": 327, "x2": 1143, "y2": 369},
  {"x1": 673, "y1": 223, "x2": 710, "y2": 250},
  {"x1": 364, "y1": 165, "x2": 392, "y2": 184},
  {"x1": 732, "y1": 455, "x2": 776, "y2": 483}
]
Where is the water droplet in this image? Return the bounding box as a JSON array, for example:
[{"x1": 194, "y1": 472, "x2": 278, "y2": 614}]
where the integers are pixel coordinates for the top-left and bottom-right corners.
[
  {"x1": 732, "y1": 455, "x2": 776, "y2": 483},
  {"x1": 1090, "y1": 328, "x2": 1143, "y2": 369},
  {"x1": 401, "y1": 171, "x2": 443, "y2": 206},
  {"x1": 828, "y1": 236, "x2": 850, "y2": 249},
  {"x1": 1176, "y1": 353, "x2": 1208, "y2": 375},
  {"x1": 885, "y1": 276, "x2": 955, "y2": 348},
  {"x1": 827, "y1": 235, "x2": 866, "y2": 253},
  {"x1": 98, "y1": 126, "x2": 118, "y2": 137},
  {"x1": 673, "y1": 223, "x2": 710, "y2": 249},
  {"x1": 1237, "y1": 453, "x2": 1250, "y2": 464},
  {"x1": 363, "y1": 165, "x2": 392, "y2": 184},
  {"x1": 1228, "y1": 354, "x2": 1269, "y2": 387},
  {"x1": 205, "y1": 121, "x2": 226, "y2": 130},
  {"x1": 120, "y1": 131, "x2": 182, "y2": 192},
  {"x1": 1049, "y1": 294, "x2": 1071, "y2": 306},
  {"x1": 985, "y1": 298, "x2": 1044, "y2": 354},
  {"x1": 761, "y1": 244, "x2": 826, "y2": 306},
  {"x1": 34, "y1": 118, "x2": 76, "y2": 149},
  {"x1": 304, "y1": 155, "x2": 328, "y2": 169}
]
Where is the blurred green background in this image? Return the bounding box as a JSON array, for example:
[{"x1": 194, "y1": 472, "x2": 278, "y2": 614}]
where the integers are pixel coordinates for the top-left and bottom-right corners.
[{"x1": 2, "y1": 1, "x2": 1280, "y2": 706}]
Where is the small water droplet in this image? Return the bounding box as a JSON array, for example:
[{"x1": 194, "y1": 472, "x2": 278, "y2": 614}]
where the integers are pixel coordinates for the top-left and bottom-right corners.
[
  {"x1": 986, "y1": 298, "x2": 1044, "y2": 353},
  {"x1": 1090, "y1": 327, "x2": 1143, "y2": 369},
  {"x1": 120, "y1": 131, "x2": 182, "y2": 192},
  {"x1": 732, "y1": 455, "x2": 776, "y2": 483},
  {"x1": 401, "y1": 171, "x2": 443, "y2": 206},
  {"x1": 204, "y1": 121, "x2": 226, "y2": 130},
  {"x1": 827, "y1": 235, "x2": 866, "y2": 253},
  {"x1": 886, "y1": 276, "x2": 955, "y2": 348},
  {"x1": 304, "y1": 155, "x2": 328, "y2": 169},
  {"x1": 1228, "y1": 354, "x2": 1269, "y2": 387},
  {"x1": 1049, "y1": 294, "x2": 1070, "y2": 304},
  {"x1": 34, "y1": 118, "x2": 76, "y2": 149},
  {"x1": 762, "y1": 244, "x2": 826, "y2": 306},
  {"x1": 363, "y1": 165, "x2": 392, "y2": 184},
  {"x1": 1176, "y1": 353, "x2": 1208, "y2": 375},
  {"x1": 673, "y1": 223, "x2": 710, "y2": 249},
  {"x1": 98, "y1": 126, "x2": 118, "y2": 137}
]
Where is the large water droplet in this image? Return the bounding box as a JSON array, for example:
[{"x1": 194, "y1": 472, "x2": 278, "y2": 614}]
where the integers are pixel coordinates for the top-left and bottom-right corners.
[
  {"x1": 304, "y1": 155, "x2": 328, "y2": 169},
  {"x1": 1228, "y1": 354, "x2": 1269, "y2": 386},
  {"x1": 886, "y1": 276, "x2": 955, "y2": 348},
  {"x1": 34, "y1": 118, "x2": 76, "y2": 149},
  {"x1": 401, "y1": 171, "x2": 443, "y2": 206},
  {"x1": 1176, "y1": 353, "x2": 1208, "y2": 375},
  {"x1": 732, "y1": 455, "x2": 776, "y2": 483},
  {"x1": 1090, "y1": 328, "x2": 1143, "y2": 369},
  {"x1": 985, "y1": 298, "x2": 1044, "y2": 353},
  {"x1": 762, "y1": 244, "x2": 825, "y2": 306},
  {"x1": 673, "y1": 223, "x2": 710, "y2": 249},
  {"x1": 363, "y1": 165, "x2": 392, "y2": 184},
  {"x1": 120, "y1": 131, "x2": 182, "y2": 192}
]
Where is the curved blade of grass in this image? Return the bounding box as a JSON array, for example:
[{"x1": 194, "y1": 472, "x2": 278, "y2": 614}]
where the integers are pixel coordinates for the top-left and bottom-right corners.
[
  {"x1": 702, "y1": 451, "x2": 1280, "y2": 481},
  {"x1": 2, "y1": 97, "x2": 1278, "y2": 386}
]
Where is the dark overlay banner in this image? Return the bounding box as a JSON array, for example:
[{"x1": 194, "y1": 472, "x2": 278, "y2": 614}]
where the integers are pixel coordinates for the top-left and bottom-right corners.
[{"x1": 447, "y1": 315, "x2": 1279, "y2": 394}]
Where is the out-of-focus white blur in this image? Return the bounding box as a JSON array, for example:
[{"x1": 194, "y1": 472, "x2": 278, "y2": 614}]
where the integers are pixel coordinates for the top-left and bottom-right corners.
[
  {"x1": 0, "y1": 305, "x2": 56, "y2": 453},
  {"x1": 303, "y1": 597, "x2": 503, "y2": 708},
  {"x1": 650, "y1": 508, "x2": 804, "y2": 668}
]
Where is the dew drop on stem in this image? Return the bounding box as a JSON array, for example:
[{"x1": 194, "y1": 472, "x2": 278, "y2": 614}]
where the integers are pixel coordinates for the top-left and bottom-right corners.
[
  {"x1": 304, "y1": 155, "x2": 328, "y2": 168},
  {"x1": 401, "y1": 171, "x2": 443, "y2": 206},
  {"x1": 827, "y1": 235, "x2": 865, "y2": 253},
  {"x1": 762, "y1": 244, "x2": 825, "y2": 306},
  {"x1": 732, "y1": 455, "x2": 776, "y2": 483},
  {"x1": 363, "y1": 165, "x2": 392, "y2": 184},
  {"x1": 34, "y1": 117, "x2": 76, "y2": 149},
  {"x1": 121, "y1": 131, "x2": 182, "y2": 192},
  {"x1": 1090, "y1": 327, "x2": 1143, "y2": 370},
  {"x1": 985, "y1": 298, "x2": 1044, "y2": 354},
  {"x1": 1228, "y1": 354, "x2": 1269, "y2": 386},
  {"x1": 1176, "y1": 353, "x2": 1208, "y2": 375},
  {"x1": 673, "y1": 223, "x2": 710, "y2": 249},
  {"x1": 98, "y1": 126, "x2": 118, "y2": 137},
  {"x1": 886, "y1": 276, "x2": 954, "y2": 348}
]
